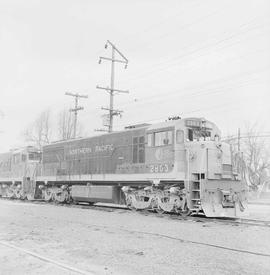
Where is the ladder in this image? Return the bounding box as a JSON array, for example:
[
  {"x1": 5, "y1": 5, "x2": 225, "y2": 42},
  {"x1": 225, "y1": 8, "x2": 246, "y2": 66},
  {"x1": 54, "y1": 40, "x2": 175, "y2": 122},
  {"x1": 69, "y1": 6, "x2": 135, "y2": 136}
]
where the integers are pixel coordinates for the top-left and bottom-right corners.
[{"x1": 190, "y1": 173, "x2": 202, "y2": 212}]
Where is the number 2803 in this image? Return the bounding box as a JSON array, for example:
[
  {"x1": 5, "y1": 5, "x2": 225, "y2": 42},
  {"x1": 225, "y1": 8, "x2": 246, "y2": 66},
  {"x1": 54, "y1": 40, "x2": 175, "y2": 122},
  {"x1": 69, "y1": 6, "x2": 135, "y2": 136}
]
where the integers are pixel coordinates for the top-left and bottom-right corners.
[{"x1": 149, "y1": 164, "x2": 169, "y2": 173}]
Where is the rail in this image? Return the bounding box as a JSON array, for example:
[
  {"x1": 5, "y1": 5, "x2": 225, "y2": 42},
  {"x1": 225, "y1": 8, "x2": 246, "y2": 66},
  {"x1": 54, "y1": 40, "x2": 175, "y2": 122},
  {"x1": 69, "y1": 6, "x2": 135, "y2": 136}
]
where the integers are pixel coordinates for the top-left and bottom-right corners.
[{"x1": 1, "y1": 197, "x2": 269, "y2": 228}]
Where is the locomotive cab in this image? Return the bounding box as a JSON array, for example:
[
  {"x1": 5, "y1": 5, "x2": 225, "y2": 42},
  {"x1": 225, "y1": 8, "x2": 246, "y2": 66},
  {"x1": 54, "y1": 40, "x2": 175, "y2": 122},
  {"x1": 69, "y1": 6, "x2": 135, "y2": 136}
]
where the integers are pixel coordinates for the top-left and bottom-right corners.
[
  {"x1": 180, "y1": 118, "x2": 247, "y2": 217},
  {"x1": 0, "y1": 146, "x2": 41, "y2": 199}
]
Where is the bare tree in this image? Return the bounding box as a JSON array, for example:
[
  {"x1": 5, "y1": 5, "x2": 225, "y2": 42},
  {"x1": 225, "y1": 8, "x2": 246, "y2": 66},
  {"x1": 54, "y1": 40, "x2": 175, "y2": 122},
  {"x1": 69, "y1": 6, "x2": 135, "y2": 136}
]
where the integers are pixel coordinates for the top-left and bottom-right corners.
[
  {"x1": 241, "y1": 124, "x2": 270, "y2": 191},
  {"x1": 225, "y1": 125, "x2": 270, "y2": 191},
  {"x1": 57, "y1": 109, "x2": 74, "y2": 140},
  {"x1": 23, "y1": 110, "x2": 52, "y2": 149}
]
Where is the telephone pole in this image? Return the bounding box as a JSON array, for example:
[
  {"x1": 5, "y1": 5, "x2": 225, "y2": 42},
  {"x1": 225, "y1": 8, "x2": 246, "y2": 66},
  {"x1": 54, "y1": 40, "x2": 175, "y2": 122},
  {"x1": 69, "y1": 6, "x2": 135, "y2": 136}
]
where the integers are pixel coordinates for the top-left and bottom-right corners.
[
  {"x1": 65, "y1": 92, "x2": 88, "y2": 138},
  {"x1": 97, "y1": 40, "x2": 129, "y2": 133},
  {"x1": 237, "y1": 128, "x2": 241, "y2": 153}
]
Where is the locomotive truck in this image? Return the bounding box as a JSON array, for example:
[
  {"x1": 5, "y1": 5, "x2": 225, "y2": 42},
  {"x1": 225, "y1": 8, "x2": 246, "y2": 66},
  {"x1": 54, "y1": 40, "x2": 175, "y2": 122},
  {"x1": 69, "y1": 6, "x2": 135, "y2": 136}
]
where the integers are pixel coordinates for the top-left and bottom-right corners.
[{"x1": 0, "y1": 117, "x2": 247, "y2": 217}]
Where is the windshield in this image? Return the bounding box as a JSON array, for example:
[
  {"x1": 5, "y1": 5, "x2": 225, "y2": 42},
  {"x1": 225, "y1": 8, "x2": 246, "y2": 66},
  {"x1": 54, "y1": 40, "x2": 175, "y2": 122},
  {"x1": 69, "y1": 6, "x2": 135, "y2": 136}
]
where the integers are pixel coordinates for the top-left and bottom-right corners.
[
  {"x1": 28, "y1": 152, "x2": 41, "y2": 161},
  {"x1": 188, "y1": 128, "x2": 211, "y2": 141}
]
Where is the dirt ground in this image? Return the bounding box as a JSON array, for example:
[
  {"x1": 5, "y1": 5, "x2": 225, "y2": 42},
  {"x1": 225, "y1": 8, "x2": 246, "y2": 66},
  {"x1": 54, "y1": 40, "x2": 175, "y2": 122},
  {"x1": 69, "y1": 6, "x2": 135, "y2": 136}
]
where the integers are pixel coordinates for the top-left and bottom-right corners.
[
  {"x1": 247, "y1": 203, "x2": 270, "y2": 221},
  {"x1": 0, "y1": 200, "x2": 270, "y2": 275}
]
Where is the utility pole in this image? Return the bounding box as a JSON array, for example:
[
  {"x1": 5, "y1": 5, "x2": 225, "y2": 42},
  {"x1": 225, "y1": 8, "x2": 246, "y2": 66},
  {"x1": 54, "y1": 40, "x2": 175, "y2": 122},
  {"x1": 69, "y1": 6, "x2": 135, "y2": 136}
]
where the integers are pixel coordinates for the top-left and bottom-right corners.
[
  {"x1": 97, "y1": 40, "x2": 129, "y2": 133},
  {"x1": 65, "y1": 92, "x2": 88, "y2": 138},
  {"x1": 237, "y1": 128, "x2": 241, "y2": 153},
  {"x1": 237, "y1": 128, "x2": 242, "y2": 175}
]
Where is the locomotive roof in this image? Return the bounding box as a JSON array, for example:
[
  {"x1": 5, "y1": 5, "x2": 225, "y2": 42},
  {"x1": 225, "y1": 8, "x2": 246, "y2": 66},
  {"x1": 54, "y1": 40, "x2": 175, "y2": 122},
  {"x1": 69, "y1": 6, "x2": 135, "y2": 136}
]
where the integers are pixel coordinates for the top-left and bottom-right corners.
[
  {"x1": 45, "y1": 117, "x2": 219, "y2": 147},
  {"x1": 46, "y1": 123, "x2": 150, "y2": 146},
  {"x1": 0, "y1": 146, "x2": 39, "y2": 156}
]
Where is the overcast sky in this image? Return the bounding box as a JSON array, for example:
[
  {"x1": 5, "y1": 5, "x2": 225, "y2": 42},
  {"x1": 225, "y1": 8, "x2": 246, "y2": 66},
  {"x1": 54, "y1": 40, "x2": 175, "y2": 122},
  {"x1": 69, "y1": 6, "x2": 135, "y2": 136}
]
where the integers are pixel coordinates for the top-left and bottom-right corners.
[{"x1": 0, "y1": 0, "x2": 269, "y2": 152}]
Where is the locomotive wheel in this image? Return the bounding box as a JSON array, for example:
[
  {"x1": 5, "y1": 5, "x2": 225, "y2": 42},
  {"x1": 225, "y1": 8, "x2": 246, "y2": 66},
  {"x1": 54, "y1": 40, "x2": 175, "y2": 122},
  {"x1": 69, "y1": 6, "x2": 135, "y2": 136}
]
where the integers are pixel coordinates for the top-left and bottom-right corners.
[
  {"x1": 6, "y1": 188, "x2": 15, "y2": 199},
  {"x1": 125, "y1": 194, "x2": 135, "y2": 210},
  {"x1": 157, "y1": 197, "x2": 175, "y2": 213},
  {"x1": 125, "y1": 194, "x2": 153, "y2": 210},
  {"x1": 20, "y1": 193, "x2": 27, "y2": 200},
  {"x1": 44, "y1": 190, "x2": 53, "y2": 201},
  {"x1": 180, "y1": 203, "x2": 191, "y2": 217},
  {"x1": 155, "y1": 206, "x2": 165, "y2": 214},
  {"x1": 127, "y1": 203, "x2": 138, "y2": 211},
  {"x1": 26, "y1": 193, "x2": 35, "y2": 201},
  {"x1": 151, "y1": 197, "x2": 165, "y2": 214},
  {"x1": 14, "y1": 190, "x2": 21, "y2": 199},
  {"x1": 180, "y1": 209, "x2": 191, "y2": 217},
  {"x1": 158, "y1": 203, "x2": 174, "y2": 213},
  {"x1": 54, "y1": 190, "x2": 68, "y2": 203}
]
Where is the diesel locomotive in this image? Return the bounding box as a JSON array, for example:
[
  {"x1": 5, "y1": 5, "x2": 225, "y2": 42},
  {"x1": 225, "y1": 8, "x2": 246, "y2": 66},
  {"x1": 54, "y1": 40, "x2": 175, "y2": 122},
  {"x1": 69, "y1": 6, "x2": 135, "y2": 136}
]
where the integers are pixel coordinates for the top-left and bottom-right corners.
[{"x1": 0, "y1": 117, "x2": 247, "y2": 217}]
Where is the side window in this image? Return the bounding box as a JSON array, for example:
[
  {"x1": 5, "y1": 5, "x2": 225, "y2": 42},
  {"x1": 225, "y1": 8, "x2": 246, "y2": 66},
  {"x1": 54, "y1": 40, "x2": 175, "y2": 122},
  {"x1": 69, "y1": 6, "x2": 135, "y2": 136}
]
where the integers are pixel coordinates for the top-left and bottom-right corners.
[
  {"x1": 154, "y1": 131, "x2": 173, "y2": 146},
  {"x1": 133, "y1": 136, "x2": 145, "y2": 163},
  {"x1": 147, "y1": 133, "x2": 153, "y2": 147},
  {"x1": 176, "y1": 130, "x2": 184, "y2": 144},
  {"x1": 138, "y1": 136, "x2": 145, "y2": 163},
  {"x1": 188, "y1": 129, "x2": 193, "y2": 141},
  {"x1": 133, "y1": 137, "x2": 138, "y2": 163}
]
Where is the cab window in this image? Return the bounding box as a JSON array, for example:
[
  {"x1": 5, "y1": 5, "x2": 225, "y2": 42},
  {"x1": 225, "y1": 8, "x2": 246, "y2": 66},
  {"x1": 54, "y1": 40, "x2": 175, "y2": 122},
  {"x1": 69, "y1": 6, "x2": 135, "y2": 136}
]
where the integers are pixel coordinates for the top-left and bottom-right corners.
[
  {"x1": 154, "y1": 131, "x2": 173, "y2": 146},
  {"x1": 28, "y1": 152, "x2": 41, "y2": 161}
]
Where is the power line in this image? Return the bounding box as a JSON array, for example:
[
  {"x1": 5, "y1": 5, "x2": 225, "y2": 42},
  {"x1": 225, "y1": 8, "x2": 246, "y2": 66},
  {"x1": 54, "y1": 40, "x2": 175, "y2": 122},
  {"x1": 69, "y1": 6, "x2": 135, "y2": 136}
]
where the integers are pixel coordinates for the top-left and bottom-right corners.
[
  {"x1": 97, "y1": 40, "x2": 129, "y2": 133},
  {"x1": 132, "y1": 1, "x2": 231, "y2": 53},
  {"x1": 125, "y1": 0, "x2": 219, "y2": 53},
  {"x1": 223, "y1": 134, "x2": 270, "y2": 141},
  {"x1": 122, "y1": 17, "x2": 267, "y2": 84},
  {"x1": 65, "y1": 92, "x2": 88, "y2": 138},
  {"x1": 116, "y1": 24, "x2": 269, "y2": 100},
  {"x1": 116, "y1": 43, "x2": 269, "y2": 100},
  {"x1": 116, "y1": 67, "x2": 269, "y2": 110},
  {"x1": 82, "y1": 67, "x2": 268, "y2": 122},
  {"x1": 123, "y1": 0, "x2": 201, "y2": 46}
]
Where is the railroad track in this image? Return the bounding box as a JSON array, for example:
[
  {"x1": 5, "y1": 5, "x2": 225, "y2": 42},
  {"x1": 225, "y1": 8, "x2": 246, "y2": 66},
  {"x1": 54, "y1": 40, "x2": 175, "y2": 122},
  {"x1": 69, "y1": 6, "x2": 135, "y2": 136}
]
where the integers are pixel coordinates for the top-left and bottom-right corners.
[
  {"x1": 178, "y1": 215, "x2": 270, "y2": 227},
  {"x1": 1, "y1": 197, "x2": 270, "y2": 263},
  {"x1": 137, "y1": 208, "x2": 270, "y2": 228},
  {"x1": 0, "y1": 241, "x2": 94, "y2": 275},
  {"x1": 1, "y1": 197, "x2": 270, "y2": 228}
]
